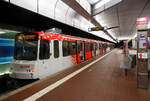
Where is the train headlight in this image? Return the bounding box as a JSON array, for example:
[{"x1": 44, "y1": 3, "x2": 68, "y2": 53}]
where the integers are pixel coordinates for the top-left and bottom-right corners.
[
  {"x1": 26, "y1": 68, "x2": 34, "y2": 72},
  {"x1": 31, "y1": 68, "x2": 34, "y2": 72}
]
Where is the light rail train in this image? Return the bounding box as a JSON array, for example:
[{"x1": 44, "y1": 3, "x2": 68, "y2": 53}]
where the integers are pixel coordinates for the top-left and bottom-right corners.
[{"x1": 9, "y1": 32, "x2": 114, "y2": 79}]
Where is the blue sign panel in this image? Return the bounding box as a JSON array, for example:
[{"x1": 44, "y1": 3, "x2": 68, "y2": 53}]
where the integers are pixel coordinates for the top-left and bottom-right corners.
[
  {"x1": 0, "y1": 39, "x2": 14, "y2": 64},
  {"x1": 140, "y1": 34, "x2": 145, "y2": 39}
]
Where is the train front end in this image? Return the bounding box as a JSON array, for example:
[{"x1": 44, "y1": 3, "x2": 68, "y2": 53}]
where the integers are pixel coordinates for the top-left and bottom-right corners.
[{"x1": 9, "y1": 33, "x2": 39, "y2": 79}]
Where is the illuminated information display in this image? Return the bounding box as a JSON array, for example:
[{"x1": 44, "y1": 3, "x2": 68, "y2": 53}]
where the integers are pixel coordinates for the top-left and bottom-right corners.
[{"x1": 18, "y1": 35, "x2": 36, "y2": 40}]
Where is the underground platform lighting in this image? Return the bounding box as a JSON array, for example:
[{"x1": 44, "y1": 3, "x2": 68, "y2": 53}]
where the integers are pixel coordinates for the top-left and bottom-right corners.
[
  {"x1": 0, "y1": 31, "x2": 5, "y2": 34},
  {"x1": 95, "y1": 0, "x2": 111, "y2": 9}
]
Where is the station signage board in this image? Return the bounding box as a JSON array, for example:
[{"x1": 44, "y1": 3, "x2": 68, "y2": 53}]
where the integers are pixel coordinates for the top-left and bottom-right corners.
[
  {"x1": 139, "y1": 40, "x2": 147, "y2": 49},
  {"x1": 136, "y1": 17, "x2": 148, "y2": 25},
  {"x1": 137, "y1": 17, "x2": 149, "y2": 89},
  {"x1": 139, "y1": 34, "x2": 145, "y2": 39},
  {"x1": 136, "y1": 17, "x2": 149, "y2": 30}
]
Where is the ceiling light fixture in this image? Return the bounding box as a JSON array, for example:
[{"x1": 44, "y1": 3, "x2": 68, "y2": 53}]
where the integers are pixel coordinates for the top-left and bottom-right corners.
[{"x1": 0, "y1": 31, "x2": 5, "y2": 34}]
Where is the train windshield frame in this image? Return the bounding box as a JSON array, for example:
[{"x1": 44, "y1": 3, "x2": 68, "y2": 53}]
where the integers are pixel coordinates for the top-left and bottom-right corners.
[{"x1": 14, "y1": 33, "x2": 38, "y2": 60}]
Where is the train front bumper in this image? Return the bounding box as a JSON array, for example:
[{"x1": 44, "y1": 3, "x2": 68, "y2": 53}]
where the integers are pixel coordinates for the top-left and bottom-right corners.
[{"x1": 9, "y1": 72, "x2": 37, "y2": 79}]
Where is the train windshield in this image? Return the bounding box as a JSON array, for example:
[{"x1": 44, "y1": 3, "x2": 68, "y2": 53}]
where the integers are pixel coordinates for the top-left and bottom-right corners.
[{"x1": 14, "y1": 33, "x2": 38, "y2": 60}]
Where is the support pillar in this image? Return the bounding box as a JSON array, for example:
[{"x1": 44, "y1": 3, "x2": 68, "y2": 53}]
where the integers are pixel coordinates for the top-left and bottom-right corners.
[{"x1": 136, "y1": 17, "x2": 149, "y2": 89}]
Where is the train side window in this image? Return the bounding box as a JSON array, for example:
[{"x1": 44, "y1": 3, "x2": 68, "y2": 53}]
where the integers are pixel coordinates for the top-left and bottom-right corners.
[
  {"x1": 54, "y1": 40, "x2": 59, "y2": 58},
  {"x1": 90, "y1": 43, "x2": 93, "y2": 51},
  {"x1": 71, "y1": 41, "x2": 77, "y2": 55},
  {"x1": 86, "y1": 42, "x2": 89, "y2": 52},
  {"x1": 85, "y1": 43, "x2": 88, "y2": 52},
  {"x1": 99, "y1": 44, "x2": 101, "y2": 50},
  {"x1": 96, "y1": 43, "x2": 98, "y2": 50},
  {"x1": 102, "y1": 44, "x2": 104, "y2": 48},
  {"x1": 88, "y1": 42, "x2": 90, "y2": 52},
  {"x1": 62, "y1": 40, "x2": 70, "y2": 56},
  {"x1": 94, "y1": 42, "x2": 96, "y2": 50},
  {"x1": 94, "y1": 42, "x2": 97, "y2": 50},
  {"x1": 86, "y1": 42, "x2": 90, "y2": 52},
  {"x1": 39, "y1": 39, "x2": 50, "y2": 60},
  {"x1": 77, "y1": 42, "x2": 80, "y2": 54}
]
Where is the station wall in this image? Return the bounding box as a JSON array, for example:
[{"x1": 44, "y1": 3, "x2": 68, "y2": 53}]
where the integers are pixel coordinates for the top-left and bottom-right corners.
[
  {"x1": 0, "y1": 32, "x2": 17, "y2": 75},
  {"x1": 0, "y1": 39, "x2": 14, "y2": 75},
  {"x1": 5, "y1": 0, "x2": 89, "y2": 32},
  {"x1": 4, "y1": 0, "x2": 115, "y2": 42}
]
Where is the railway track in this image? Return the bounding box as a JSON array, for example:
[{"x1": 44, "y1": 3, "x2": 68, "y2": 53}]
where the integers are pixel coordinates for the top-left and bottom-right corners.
[{"x1": 0, "y1": 74, "x2": 37, "y2": 95}]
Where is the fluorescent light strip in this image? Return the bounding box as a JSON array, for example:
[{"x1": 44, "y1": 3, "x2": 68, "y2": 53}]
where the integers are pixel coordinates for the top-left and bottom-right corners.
[
  {"x1": 0, "y1": 31, "x2": 5, "y2": 34},
  {"x1": 95, "y1": 0, "x2": 111, "y2": 9}
]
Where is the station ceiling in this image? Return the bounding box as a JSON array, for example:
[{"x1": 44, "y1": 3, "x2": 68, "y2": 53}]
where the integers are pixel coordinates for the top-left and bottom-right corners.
[
  {"x1": 87, "y1": 0, "x2": 101, "y2": 5},
  {"x1": 61, "y1": 0, "x2": 150, "y2": 41},
  {"x1": 1, "y1": 0, "x2": 150, "y2": 42},
  {"x1": 0, "y1": 1, "x2": 114, "y2": 43},
  {"x1": 88, "y1": 0, "x2": 150, "y2": 40}
]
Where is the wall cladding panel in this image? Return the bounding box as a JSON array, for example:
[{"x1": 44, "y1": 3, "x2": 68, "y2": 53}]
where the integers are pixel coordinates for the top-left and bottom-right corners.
[
  {"x1": 39, "y1": 0, "x2": 56, "y2": 18},
  {"x1": 74, "y1": 19, "x2": 80, "y2": 28},
  {"x1": 7, "y1": 0, "x2": 114, "y2": 42},
  {"x1": 71, "y1": 10, "x2": 81, "y2": 28},
  {"x1": 55, "y1": 0, "x2": 69, "y2": 24},
  {"x1": 80, "y1": 17, "x2": 89, "y2": 32},
  {"x1": 10, "y1": 0, "x2": 37, "y2": 12},
  {"x1": 66, "y1": 8, "x2": 75, "y2": 27}
]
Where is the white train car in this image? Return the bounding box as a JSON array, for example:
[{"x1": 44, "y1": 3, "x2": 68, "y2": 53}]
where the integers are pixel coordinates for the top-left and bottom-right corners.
[{"x1": 9, "y1": 32, "x2": 114, "y2": 79}]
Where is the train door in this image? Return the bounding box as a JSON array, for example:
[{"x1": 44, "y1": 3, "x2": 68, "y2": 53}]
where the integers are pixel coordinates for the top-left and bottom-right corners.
[
  {"x1": 97, "y1": 43, "x2": 99, "y2": 56},
  {"x1": 38, "y1": 39, "x2": 50, "y2": 78},
  {"x1": 99, "y1": 43, "x2": 101, "y2": 56},
  {"x1": 104, "y1": 44, "x2": 106, "y2": 54},
  {"x1": 77, "y1": 40, "x2": 81, "y2": 63},
  {"x1": 96, "y1": 43, "x2": 98, "y2": 56},
  {"x1": 53, "y1": 40, "x2": 60, "y2": 59},
  {"x1": 90, "y1": 42, "x2": 93, "y2": 58},
  {"x1": 85, "y1": 42, "x2": 88, "y2": 60},
  {"x1": 71, "y1": 41, "x2": 77, "y2": 64},
  {"x1": 93, "y1": 42, "x2": 97, "y2": 57},
  {"x1": 80, "y1": 41, "x2": 85, "y2": 62},
  {"x1": 101, "y1": 44, "x2": 104, "y2": 55}
]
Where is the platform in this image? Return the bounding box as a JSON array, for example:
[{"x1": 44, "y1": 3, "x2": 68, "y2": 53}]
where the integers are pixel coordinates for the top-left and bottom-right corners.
[{"x1": 1, "y1": 49, "x2": 150, "y2": 101}]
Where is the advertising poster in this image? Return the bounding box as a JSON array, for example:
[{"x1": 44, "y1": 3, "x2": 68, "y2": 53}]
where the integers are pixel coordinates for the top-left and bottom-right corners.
[{"x1": 0, "y1": 31, "x2": 17, "y2": 75}]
